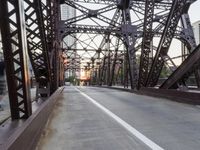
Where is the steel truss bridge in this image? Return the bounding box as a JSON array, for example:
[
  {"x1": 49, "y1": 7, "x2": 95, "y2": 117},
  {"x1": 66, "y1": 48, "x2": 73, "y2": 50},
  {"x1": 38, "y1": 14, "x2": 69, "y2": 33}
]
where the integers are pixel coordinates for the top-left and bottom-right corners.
[
  {"x1": 62, "y1": 0, "x2": 200, "y2": 90},
  {"x1": 1, "y1": 0, "x2": 200, "y2": 149}
]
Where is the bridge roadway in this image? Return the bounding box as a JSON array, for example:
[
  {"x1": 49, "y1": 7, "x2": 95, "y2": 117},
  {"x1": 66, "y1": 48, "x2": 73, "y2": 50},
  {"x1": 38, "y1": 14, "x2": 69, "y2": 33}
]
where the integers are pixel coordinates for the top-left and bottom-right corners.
[{"x1": 36, "y1": 86, "x2": 200, "y2": 150}]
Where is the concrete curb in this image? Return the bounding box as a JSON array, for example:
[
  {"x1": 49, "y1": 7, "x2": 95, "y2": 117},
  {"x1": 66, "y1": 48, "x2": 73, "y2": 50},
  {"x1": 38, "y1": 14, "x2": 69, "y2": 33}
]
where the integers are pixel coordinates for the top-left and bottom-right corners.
[
  {"x1": 92, "y1": 85, "x2": 200, "y2": 105},
  {"x1": 0, "y1": 87, "x2": 64, "y2": 150}
]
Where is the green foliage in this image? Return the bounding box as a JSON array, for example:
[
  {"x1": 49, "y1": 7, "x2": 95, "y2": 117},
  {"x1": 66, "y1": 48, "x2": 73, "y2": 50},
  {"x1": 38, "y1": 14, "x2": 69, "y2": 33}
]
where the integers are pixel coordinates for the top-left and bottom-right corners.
[
  {"x1": 160, "y1": 66, "x2": 171, "y2": 78},
  {"x1": 65, "y1": 76, "x2": 80, "y2": 85}
]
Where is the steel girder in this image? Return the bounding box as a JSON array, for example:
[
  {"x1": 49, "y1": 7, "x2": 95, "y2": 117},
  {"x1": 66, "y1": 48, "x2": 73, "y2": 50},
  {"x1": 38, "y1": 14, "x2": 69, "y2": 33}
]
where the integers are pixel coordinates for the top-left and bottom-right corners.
[
  {"x1": 0, "y1": 0, "x2": 62, "y2": 120},
  {"x1": 160, "y1": 44, "x2": 200, "y2": 89},
  {"x1": 97, "y1": 9, "x2": 121, "y2": 85},
  {"x1": 62, "y1": 0, "x2": 200, "y2": 90},
  {"x1": 138, "y1": 0, "x2": 155, "y2": 88},
  {"x1": 180, "y1": 9, "x2": 200, "y2": 88},
  {"x1": 146, "y1": 0, "x2": 188, "y2": 87},
  {"x1": 51, "y1": 0, "x2": 62, "y2": 91},
  {"x1": 62, "y1": 0, "x2": 173, "y2": 83},
  {"x1": 158, "y1": 2, "x2": 200, "y2": 89},
  {"x1": 64, "y1": 0, "x2": 119, "y2": 26},
  {"x1": 121, "y1": 8, "x2": 138, "y2": 89},
  {"x1": 24, "y1": 0, "x2": 52, "y2": 97},
  {"x1": 0, "y1": 0, "x2": 32, "y2": 119},
  {"x1": 109, "y1": 38, "x2": 120, "y2": 86},
  {"x1": 73, "y1": 0, "x2": 117, "y2": 4},
  {"x1": 61, "y1": 24, "x2": 120, "y2": 36}
]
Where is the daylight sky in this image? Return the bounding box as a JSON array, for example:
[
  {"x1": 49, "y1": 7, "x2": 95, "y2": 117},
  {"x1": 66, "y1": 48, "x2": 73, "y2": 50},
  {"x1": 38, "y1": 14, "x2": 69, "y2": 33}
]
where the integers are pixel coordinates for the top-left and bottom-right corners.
[{"x1": 189, "y1": 0, "x2": 200, "y2": 23}]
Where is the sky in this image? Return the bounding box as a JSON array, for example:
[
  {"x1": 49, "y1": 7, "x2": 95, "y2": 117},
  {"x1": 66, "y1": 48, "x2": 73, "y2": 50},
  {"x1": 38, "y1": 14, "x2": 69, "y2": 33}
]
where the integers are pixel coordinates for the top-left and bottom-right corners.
[{"x1": 189, "y1": 0, "x2": 200, "y2": 23}]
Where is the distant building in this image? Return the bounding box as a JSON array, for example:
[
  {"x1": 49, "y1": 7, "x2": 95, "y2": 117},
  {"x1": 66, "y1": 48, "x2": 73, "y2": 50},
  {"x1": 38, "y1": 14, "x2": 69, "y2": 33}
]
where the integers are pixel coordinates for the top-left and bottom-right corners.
[
  {"x1": 60, "y1": 4, "x2": 76, "y2": 49},
  {"x1": 61, "y1": 4, "x2": 76, "y2": 20},
  {"x1": 60, "y1": 4, "x2": 79, "y2": 79},
  {"x1": 192, "y1": 20, "x2": 200, "y2": 45}
]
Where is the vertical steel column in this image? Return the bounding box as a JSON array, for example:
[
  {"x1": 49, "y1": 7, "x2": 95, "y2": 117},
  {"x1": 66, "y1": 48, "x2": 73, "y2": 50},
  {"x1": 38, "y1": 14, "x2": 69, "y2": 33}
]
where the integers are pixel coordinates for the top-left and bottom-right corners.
[
  {"x1": 181, "y1": 43, "x2": 187, "y2": 62},
  {"x1": 116, "y1": 65, "x2": 121, "y2": 85},
  {"x1": 97, "y1": 65, "x2": 101, "y2": 85},
  {"x1": 51, "y1": 0, "x2": 61, "y2": 92},
  {"x1": 95, "y1": 9, "x2": 120, "y2": 86},
  {"x1": 109, "y1": 38, "x2": 120, "y2": 86},
  {"x1": 99, "y1": 57, "x2": 106, "y2": 85},
  {"x1": 123, "y1": 52, "x2": 129, "y2": 88},
  {"x1": 0, "y1": 0, "x2": 32, "y2": 119},
  {"x1": 59, "y1": 54, "x2": 65, "y2": 86},
  {"x1": 93, "y1": 68, "x2": 98, "y2": 85},
  {"x1": 119, "y1": 61, "x2": 124, "y2": 86},
  {"x1": 121, "y1": 7, "x2": 138, "y2": 89},
  {"x1": 138, "y1": 0, "x2": 155, "y2": 89},
  {"x1": 106, "y1": 38, "x2": 111, "y2": 85}
]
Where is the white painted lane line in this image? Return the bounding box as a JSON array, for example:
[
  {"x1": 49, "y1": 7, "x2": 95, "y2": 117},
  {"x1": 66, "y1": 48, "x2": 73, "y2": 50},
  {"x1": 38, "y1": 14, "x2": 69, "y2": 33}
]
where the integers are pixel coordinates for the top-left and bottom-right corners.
[{"x1": 75, "y1": 87, "x2": 164, "y2": 150}]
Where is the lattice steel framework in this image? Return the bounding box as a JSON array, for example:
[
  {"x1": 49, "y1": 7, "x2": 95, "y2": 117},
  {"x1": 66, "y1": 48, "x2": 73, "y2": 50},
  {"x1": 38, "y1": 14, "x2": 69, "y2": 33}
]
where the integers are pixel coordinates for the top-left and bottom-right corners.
[
  {"x1": 61, "y1": 0, "x2": 200, "y2": 90},
  {"x1": 138, "y1": 0, "x2": 155, "y2": 88},
  {"x1": 0, "y1": 0, "x2": 32, "y2": 119},
  {"x1": 0, "y1": 0, "x2": 63, "y2": 120}
]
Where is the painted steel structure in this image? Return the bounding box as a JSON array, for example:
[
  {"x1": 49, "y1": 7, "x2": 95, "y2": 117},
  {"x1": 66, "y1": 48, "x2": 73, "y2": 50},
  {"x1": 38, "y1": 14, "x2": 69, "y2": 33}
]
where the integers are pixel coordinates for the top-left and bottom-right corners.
[
  {"x1": 61, "y1": 0, "x2": 200, "y2": 89},
  {"x1": 0, "y1": 0, "x2": 64, "y2": 119},
  {"x1": 0, "y1": 0, "x2": 200, "y2": 121}
]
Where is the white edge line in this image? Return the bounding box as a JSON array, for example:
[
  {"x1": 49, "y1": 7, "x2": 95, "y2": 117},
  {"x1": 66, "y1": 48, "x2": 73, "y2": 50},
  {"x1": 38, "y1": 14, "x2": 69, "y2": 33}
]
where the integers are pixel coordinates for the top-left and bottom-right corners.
[{"x1": 75, "y1": 87, "x2": 164, "y2": 150}]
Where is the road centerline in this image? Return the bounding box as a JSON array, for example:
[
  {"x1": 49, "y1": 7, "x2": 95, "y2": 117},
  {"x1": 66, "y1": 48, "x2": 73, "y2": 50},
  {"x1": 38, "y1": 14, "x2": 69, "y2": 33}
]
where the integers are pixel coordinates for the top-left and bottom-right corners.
[{"x1": 75, "y1": 87, "x2": 164, "y2": 150}]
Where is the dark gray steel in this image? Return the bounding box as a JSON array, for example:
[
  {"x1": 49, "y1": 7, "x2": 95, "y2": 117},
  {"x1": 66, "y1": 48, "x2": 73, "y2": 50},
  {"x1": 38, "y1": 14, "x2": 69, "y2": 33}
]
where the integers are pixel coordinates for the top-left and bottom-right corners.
[
  {"x1": 122, "y1": 8, "x2": 138, "y2": 89},
  {"x1": 0, "y1": 0, "x2": 32, "y2": 119},
  {"x1": 146, "y1": 0, "x2": 187, "y2": 87},
  {"x1": 109, "y1": 39, "x2": 120, "y2": 86},
  {"x1": 160, "y1": 44, "x2": 200, "y2": 89},
  {"x1": 25, "y1": 0, "x2": 52, "y2": 98},
  {"x1": 138, "y1": 0, "x2": 155, "y2": 88}
]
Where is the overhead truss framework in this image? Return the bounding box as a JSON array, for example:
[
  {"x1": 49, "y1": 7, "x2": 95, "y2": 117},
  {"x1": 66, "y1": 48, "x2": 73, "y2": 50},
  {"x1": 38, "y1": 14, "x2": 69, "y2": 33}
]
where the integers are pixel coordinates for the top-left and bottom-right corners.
[{"x1": 61, "y1": 0, "x2": 200, "y2": 90}]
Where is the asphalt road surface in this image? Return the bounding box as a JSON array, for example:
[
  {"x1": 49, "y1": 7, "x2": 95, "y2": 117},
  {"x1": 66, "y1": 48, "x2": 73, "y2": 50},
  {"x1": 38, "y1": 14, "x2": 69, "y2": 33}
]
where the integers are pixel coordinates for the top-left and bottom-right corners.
[{"x1": 36, "y1": 86, "x2": 200, "y2": 150}]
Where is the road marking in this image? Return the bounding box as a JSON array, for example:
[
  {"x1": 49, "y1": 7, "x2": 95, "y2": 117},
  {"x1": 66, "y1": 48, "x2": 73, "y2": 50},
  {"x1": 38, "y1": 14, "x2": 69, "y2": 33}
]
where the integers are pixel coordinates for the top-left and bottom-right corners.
[{"x1": 75, "y1": 87, "x2": 164, "y2": 150}]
